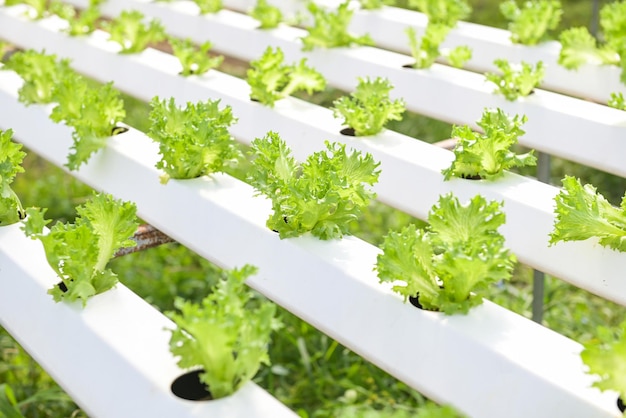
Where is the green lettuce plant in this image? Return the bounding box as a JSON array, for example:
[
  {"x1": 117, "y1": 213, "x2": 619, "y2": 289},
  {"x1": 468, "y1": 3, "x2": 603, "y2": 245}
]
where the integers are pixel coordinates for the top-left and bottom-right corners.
[
  {"x1": 166, "y1": 264, "x2": 281, "y2": 399},
  {"x1": 609, "y1": 92, "x2": 626, "y2": 110},
  {"x1": 406, "y1": 24, "x2": 472, "y2": 69},
  {"x1": 169, "y1": 38, "x2": 223, "y2": 76},
  {"x1": 443, "y1": 108, "x2": 536, "y2": 180},
  {"x1": 22, "y1": 193, "x2": 138, "y2": 306},
  {"x1": 104, "y1": 10, "x2": 166, "y2": 54},
  {"x1": 0, "y1": 129, "x2": 26, "y2": 226},
  {"x1": 408, "y1": 0, "x2": 471, "y2": 27},
  {"x1": 485, "y1": 59, "x2": 545, "y2": 100},
  {"x1": 376, "y1": 193, "x2": 515, "y2": 314},
  {"x1": 500, "y1": 0, "x2": 562, "y2": 45},
  {"x1": 248, "y1": 132, "x2": 380, "y2": 239},
  {"x1": 50, "y1": 0, "x2": 102, "y2": 36},
  {"x1": 4, "y1": 0, "x2": 47, "y2": 20},
  {"x1": 251, "y1": 0, "x2": 283, "y2": 29},
  {"x1": 358, "y1": 0, "x2": 395, "y2": 10},
  {"x1": 192, "y1": 0, "x2": 222, "y2": 14}
]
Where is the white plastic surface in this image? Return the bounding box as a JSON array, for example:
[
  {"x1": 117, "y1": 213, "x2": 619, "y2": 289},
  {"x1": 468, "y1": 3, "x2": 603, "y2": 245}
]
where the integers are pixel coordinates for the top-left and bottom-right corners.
[
  {"x1": 1, "y1": 11, "x2": 626, "y2": 307},
  {"x1": 52, "y1": 0, "x2": 626, "y2": 179},
  {"x1": 0, "y1": 84, "x2": 620, "y2": 417},
  {"x1": 0, "y1": 224, "x2": 298, "y2": 418}
]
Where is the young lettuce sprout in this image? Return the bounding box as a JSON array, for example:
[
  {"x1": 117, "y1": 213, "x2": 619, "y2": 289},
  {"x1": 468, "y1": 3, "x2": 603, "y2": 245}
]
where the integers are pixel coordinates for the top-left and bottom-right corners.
[
  {"x1": 443, "y1": 108, "x2": 536, "y2": 180},
  {"x1": 22, "y1": 193, "x2": 138, "y2": 306},
  {"x1": 50, "y1": 0, "x2": 102, "y2": 37},
  {"x1": 169, "y1": 38, "x2": 224, "y2": 76},
  {"x1": 581, "y1": 321, "x2": 626, "y2": 403},
  {"x1": 4, "y1": 0, "x2": 48, "y2": 20},
  {"x1": 148, "y1": 97, "x2": 242, "y2": 184},
  {"x1": 550, "y1": 176, "x2": 626, "y2": 252},
  {"x1": 500, "y1": 0, "x2": 562, "y2": 45},
  {"x1": 301, "y1": 1, "x2": 374, "y2": 51},
  {"x1": 357, "y1": 0, "x2": 395, "y2": 10},
  {"x1": 558, "y1": 27, "x2": 620, "y2": 70},
  {"x1": 104, "y1": 10, "x2": 166, "y2": 54},
  {"x1": 406, "y1": 25, "x2": 471, "y2": 69},
  {"x1": 251, "y1": 0, "x2": 283, "y2": 29},
  {"x1": 408, "y1": 0, "x2": 471, "y2": 28},
  {"x1": 248, "y1": 132, "x2": 380, "y2": 239},
  {"x1": 246, "y1": 46, "x2": 326, "y2": 107},
  {"x1": 376, "y1": 193, "x2": 515, "y2": 315},
  {"x1": 485, "y1": 59, "x2": 545, "y2": 101},
  {"x1": 192, "y1": 0, "x2": 223, "y2": 14},
  {"x1": 609, "y1": 92, "x2": 626, "y2": 111},
  {"x1": 167, "y1": 264, "x2": 281, "y2": 399},
  {"x1": 3, "y1": 50, "x2": 72, "y2": 105},
  {"x1": 0, "y1": 129, "x2": 26, "y2": 226},
  {"x1": 331, "y1": 77, "x2": 406, "y2": 136}
]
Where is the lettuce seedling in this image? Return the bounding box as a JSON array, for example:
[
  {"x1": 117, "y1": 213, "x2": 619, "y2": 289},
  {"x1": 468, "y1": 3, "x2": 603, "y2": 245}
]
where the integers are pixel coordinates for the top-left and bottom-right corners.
[
  {"x1": 581, "y1": 321, "x2": 626, "y2": 402},
  {"x1": 3, "y1": 50, "x2": 72, "y2": 105},
  {"x1": 376, "y1": 193, "x2": 515, "y2": 315},
  {"x1": 22, "y1": 193, "x2": 138, "y2": 306},
  {"x1": 500, "y1": 0, "x2": 562, "y2": 45},
  {"x1": 408, "y1": 0, "x2": 471, "y2": 27},
  {"x1": 446, "y1": 45, "x2": 472, "y2": 68},
  {"x1": 251, "y1": 0, "x2": 283, "y2": 29},
  {"x1": 50, "y1": 0, "x2": 102, "y2": 37},
  {"x1": 0, "y1": 129, "x2": 26, "y2": 226},
  {"x1": 550, "y1": 176, "x2": 626, "y2": 252},
  {"x1": 5, "y1": 0, "x2": 47, "y2": 20},
  {"x1": 406, "y1": 24, "x2": 472, "y2": 69},
  {"x1": 609, "y1": 92, "x2": 626, "y2": 111},
  {"x1": 600, "y1": 1, "x2": 626, "y2": 53},
  {"x1": 301, "y1": 2, "x2": 374, "y2": 51},
  {"x1": 104, "y1": 10, "x2": 166, "y2": 54},
  {"x1": 485, "y1": 59, "x2": 545, "y2": 101},
  {"x1": 247, "y1": 46, "x2": 326, "y2": 107},
  {"x1": 50, "y1": 71, "x2": 126, "y2": 171},
  {"x1": 148, "y1": 97, "x2": 241, "y2": 183},
  {"x1": 358, "y1": 0, "x2": 395, "y2": 10},
  {"x1": 167, "y1": 264, "x2": 281, "y2": 399},
  {"x1": 331, "y1": 77, "x2": 406, "y2": 136},
  {"x1": 248, "y1": 132, "x2": 380, "y2": 239},
  {"x1": 558, "y1": 27, "x2": 620, "y2": 70},
  {"x1": 192, "y1": 0, "x2": 223, "y2": 14},
  {"x1": 170, "y1": 38, "x2": 224, "y2": 76},
  {"x1": 443, "y1": 108, "x2": 536, "y2": 180}
]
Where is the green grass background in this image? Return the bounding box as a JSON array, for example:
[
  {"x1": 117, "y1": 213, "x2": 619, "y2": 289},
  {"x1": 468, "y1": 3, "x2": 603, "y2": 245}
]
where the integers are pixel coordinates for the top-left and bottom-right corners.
[{"x1": 2, "y1": 0, "x2": 626, "y2": 417}]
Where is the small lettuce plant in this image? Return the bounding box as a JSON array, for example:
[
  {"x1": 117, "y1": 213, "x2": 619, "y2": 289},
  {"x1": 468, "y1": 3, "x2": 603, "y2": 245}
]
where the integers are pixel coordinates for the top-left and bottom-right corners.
[
  {"x1": 167, "y1": 264, "x2": 281, "y2": 399},
  {"x1": 500, "y1": 0, "x2": 562, "y2": 45},
  {"x1": 485, "y1": 59, "x2": 545, "y2": 101},
  {"x1": 148, "y1": 97, "x2": 241, "y2": 183},
  {"x1": 406, "y1": 24, "x2": 472, "y2": 69},
  {"x1": 408, "y1": 0, "x2": 471, "y2": 27},
  {"x1": 192, "y1": 0, "x2": 222, "y2": 14},
  {"x1": 248, "y1": 132, "x2": 380, "y2": 239},
  {"x1": 376, "y1": 193, "x2": 515, "y2": 314},
  {"x1": 0, "y1": 129, "x2": 26, "y2": 226},
  {"x1": 22, "y1": 193, "x2": 138, "y2": 306},
  {"x1": 50, "y1": 0, "x2": 102, "y2": 36},
  {"x1": 331, "y1": 77, "x2": 406, "y2": 136},
  {"x1": 443, "y1": 108, "x2": 536, "y2": 180},
  {"x1": 170, "y1": 38, "x2": 224, "y2": 76},
  {"x1": 104, "y1": 10, "x2": 166, "y2": 54},
  {"x1": 550, "y1": 176, "x2": 626, "y2": 252},
  {"x1": 609, "y1": 92, "x2": 626, "y2": 111},
  {"x1": 251, "y1": 0, "x2": 283, "y2": 29}
]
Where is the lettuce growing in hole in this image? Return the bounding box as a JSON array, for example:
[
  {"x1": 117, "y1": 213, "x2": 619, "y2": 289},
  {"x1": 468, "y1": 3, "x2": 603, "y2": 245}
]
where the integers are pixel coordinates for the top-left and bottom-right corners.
[
  {"x1": 50, "y1": 0, "x2": 102, "y2": 36},
  {"x1": 331, "y1": 77, "x2": 406, "y2": 136},
  {"x1": 4, "y1": 0, "x2": 48, "y2": 20},
  {"x1": 406, "y1": 24, "x2": 472, "y2": 69},
  {"x1": 170, "y1": 38, "x2": 224, "y2": 76},
  {"x1": 300, "y1": 1, "x2": 374, "y2": 51},
  {"x1": 408, "y1": 0, "x2": 471, "y2": 28},
  {"x1": 500, "y1": 0, "x2": 562, "y2": 45},
  {"x1": 166, "y1": 264, "x2": 281, "y2": 399},
  {"x1": 357, "y1": 0, "x2": 395, "y2": 10},
  {"x1": 550, "y1": 176, "x2": 626, "y2": 252},
  {"x1": 248, "y1": 131, "x2": 380, "y2": 239},
  {"x1": 609, "y1": 92, "x2": 626, "y2": 111},
  {"x1": 376, "y1": 193, "x2": 515, "y2": 315},
  {"x1": 442, "y1": 108, "x2": 536, "y2": 180},
  {"x1": 104, "y1": 10, "x2": 166, "y2": 54},
  {"x1": 148, "y1": 97, "x2": 242, "y2": 183},
  {"x1": 192, "y1": 0, "x2": 223, "y2": 14},
  {"x1": 247, "y1": 46, "x2": 326, "y2": 107},
  {"x1": 251, "y1": 0, "x2": 283, "y2": 29},
  {"x1": 3, "y1": 50, "x2": 72, "y2": 105},
  {"x1": 485, "y1": 59, "x2": 545, "y2": 101},
  {"x1": 22, "y1": 193, "x2": 138, "y2": 306},
  {"x1": 0, "y1": 129, "x2": 26, "y2": 226}
]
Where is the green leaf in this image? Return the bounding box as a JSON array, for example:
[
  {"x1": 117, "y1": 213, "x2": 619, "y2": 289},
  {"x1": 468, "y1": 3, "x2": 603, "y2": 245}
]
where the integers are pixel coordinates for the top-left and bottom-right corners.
[
  {"x1": 581, "y1": 321, "x2": 626, "y2": 399},
  {"x1": 609, "y1": 92, "x2": 626, "y2": 111},
  {"x1": 550, "y1": 176, "x2": 626, "y2": 251},
  {"x1": 251, "y1": 0, "x2": 283, "y2": 29},
  {"x1": 248, "y1": 133, "x2": 380, "y2": 239},
  {"x1": 0, "y1": 384, "x2": 25, "y2": 418},
  {"x1": 192, "y1": 0, "x2": 223, "y2": 14},
  {"x1": 148, "y1": 97, "x2": 241, "y2": 183},
  {"x1": 357, "y1": 0, "x2": 395, "y2": 10},
  {"x1": 301, "y1": 1, "x2": 374, "y2": 51},
  {"x1": 500, "y1": 0, "x2": 562, "y2": 45},
  {"x1": 331, "y1": 77, "x2": 405, "y2": 136},
  {"x1": 166, "y1": 265, "x2": 281, "y2": 399},
  {"x1": 0, "y1": 129, "x2": 26, "y2": 226},
  {"x1": 445, "y1": 45, "x2": 472, "y2": 68},
  {"x1": 485, "y1": 59, "x2": 545, "y2": 101},
  {"x1": 170, "y1": 38, "x2": 224, "y2": 76},
  {"x1": 442, "y1": 108, "x2": 535, "y2": 180},
  {"x1": 408, "y1": 0, "x2": 471, "y2": 27},
  {"x1": 51, "y1": 0, "x2": 101, "y2": 36},
  {"x1": 558, "y1": 27, "x2": 619, "y2": 70},
  {"x1": 21, "y1": 193, "x2": 138, "y2": 306},
  {"x1": 406, "y1": 23, "x2": 451, "y2": 69},
  {"x1": 600, "y1": 1, "x2": 626, "y2": 52},
  {"x1": 104, "y1": 10, "x2": 166, "y2": 54}
]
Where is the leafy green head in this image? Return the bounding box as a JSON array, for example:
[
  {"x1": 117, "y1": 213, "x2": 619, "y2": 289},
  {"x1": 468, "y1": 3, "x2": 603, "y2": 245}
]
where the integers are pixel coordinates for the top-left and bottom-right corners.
[
  {"x1": 105, "y1": 10, "x2": 166, "y2": 54},
  {"x1": 0, "y1": 129, "x2": 26, "y2": 226},
  {"x1": 406, "y1": 23, "x2": 451, "y2": 69},
  {"x1": 170, "y1": 38, "x2": 224, "y2": 76},
  {"x1": 581, "y1": 321, "x2": 626, "y2": 400},
  {"x1": 500, "y1": 0, "x2": 562, "y2": 45},
  {"x1": 443, "y1": 108, "x2": 535, "y2": 181},
  {"x1": 166, "y1": 264, "x2": 282, "y2": 399},
  {"x1": 485, "y1": 59, "x2": 545, "y2": 101},
  {"x1": 408, "y1": 0, "x2": 471, "y2": 27},
  {"x1": 251, "y1": 0, "x2": 283, "y2": 29}
]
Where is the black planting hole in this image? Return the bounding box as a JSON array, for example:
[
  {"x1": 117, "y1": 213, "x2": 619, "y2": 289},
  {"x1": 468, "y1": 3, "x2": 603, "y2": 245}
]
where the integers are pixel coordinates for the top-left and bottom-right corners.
[
  {"x1": 57, "y1": 281, "x2": 68, "y2": 293},
  {"x1": 402, "y1": 63, "x2": 416, "y2": 69},
  {"x1": 460, "y1": 174, "x2": 483, "y2": 181},
  {"x1": 340, "y1": 127, "x2": 356, "y2": 137},
  {"x1": 618, "y1": 397, "x2": 625, "y2": 413},
  {"x1": 408, "y1": 294, "x2": 440, "y2": 312},
  {"x1": 111, "y1": 126, "x2": 129, "y2": 136},
  {"x1": 171, "y1": 370, "x2": 213, "y2": 401},
  {"x1": 250, "y1": 97, "x2": 260, "y2": 103}
]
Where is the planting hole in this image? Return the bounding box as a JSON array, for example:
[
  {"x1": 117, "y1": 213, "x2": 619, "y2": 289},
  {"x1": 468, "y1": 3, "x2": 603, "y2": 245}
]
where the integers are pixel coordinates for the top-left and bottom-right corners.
[
  {"x1": 111, "y1": 126, "x2": 129, "y2": 136},
  {"x1": 56, "y1": 281, "x2": 68, "y2": 293},
  {"x1": 401, "y1": 63, "x2": 416, "y2": 69},
  {"x1": 340, "y1": 127, "x2": 356, "y2": 137},
  {"x1": 409, "y1": 294, "x2": 440, "y2": 312},
  {"x1": 460, "y1": 174, "x2": 483, "y2": 181},
  {"x1": 618, "y1": 397, "x2": 625, "y2": 413},
  {"x1": 171, "y1": 369, "x2": 213, "y2": 401}
]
